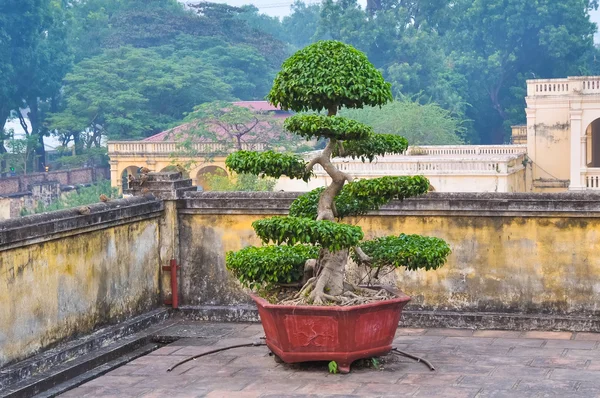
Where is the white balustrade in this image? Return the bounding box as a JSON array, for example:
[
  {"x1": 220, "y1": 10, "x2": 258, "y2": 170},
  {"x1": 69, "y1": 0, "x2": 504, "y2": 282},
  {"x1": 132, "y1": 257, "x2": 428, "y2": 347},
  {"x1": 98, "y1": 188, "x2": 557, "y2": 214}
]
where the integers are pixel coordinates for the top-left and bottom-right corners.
[
  {"x1": 313, "y1": 154, "x2": 525, "y2": 176},
  {"x1": 585, "y1": 169, "x2": 600, "y2": 189},
  {"x1": 404, "y1": 145, "x2": 526, "y2": 156},
  {"x1": 108, "y1": 141, "x2": 267, "y2": 156},
  {"x1": 526, "y1": 76, "x2": 600, "y2": 97}
]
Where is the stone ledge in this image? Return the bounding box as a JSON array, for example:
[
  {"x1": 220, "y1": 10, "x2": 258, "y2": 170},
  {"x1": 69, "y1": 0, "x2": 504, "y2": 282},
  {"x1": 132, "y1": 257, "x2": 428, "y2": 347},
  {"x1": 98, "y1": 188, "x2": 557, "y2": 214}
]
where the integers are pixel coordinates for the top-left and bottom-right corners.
[
  {"x1": 180, "y1": 191, "x2": 600, "y2": 216},
  {"x1": 177, "y1": 305, "x2": 600, "y2": 332},
  {"x1": 0, "y1": 196, "x2": 163, "y2": 248}
]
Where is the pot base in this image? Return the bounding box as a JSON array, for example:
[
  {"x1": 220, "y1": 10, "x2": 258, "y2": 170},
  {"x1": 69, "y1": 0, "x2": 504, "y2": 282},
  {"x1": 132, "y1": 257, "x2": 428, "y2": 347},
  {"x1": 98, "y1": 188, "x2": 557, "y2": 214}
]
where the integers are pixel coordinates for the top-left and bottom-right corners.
[{"x1": 252, "y1": 290, "x2": 411, "y2": 373}]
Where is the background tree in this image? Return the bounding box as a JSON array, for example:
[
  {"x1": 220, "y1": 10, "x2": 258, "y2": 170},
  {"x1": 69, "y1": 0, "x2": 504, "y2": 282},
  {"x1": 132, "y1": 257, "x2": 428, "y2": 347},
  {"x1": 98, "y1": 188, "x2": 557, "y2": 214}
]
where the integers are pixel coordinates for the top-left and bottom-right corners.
[
  {"x1": 267, "y1": 0, "x2": 598, "y2": 143},
  {"x1": 225, "y1": 41, "x2": 451, "y2": 305},
  {"x1": 30, "y1": 179, "x2": 118, "y2": 214},
  {"x1": 49, "y1": 47, "x2": 233, "y2": 142},
  {"x1": 3, "y1": 133, "x2": 40, "y2": 175},
  {"x1": 180, "y1": 101, "x2": 308, "y2": 151},
  {"x1": 446, "y1": 0, "x2": 598, "y2": 142},
  {"x1": 0, "y1": 0, "x2": 72, "y2": 172},
  {"x1": 205, "y1": 172, "x2": 276, "y2": 192},
  {"x1": 341, "y1": 100, "x2": 465, "y2": 145}
]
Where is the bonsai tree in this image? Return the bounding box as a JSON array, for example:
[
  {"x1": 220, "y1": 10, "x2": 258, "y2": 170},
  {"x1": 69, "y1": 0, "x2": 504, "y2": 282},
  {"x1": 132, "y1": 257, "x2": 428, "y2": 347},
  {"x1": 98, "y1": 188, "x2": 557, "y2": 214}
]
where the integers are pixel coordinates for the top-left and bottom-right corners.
[{"x1": 225, "y1": 41, "x2": 451, "y2": 305}]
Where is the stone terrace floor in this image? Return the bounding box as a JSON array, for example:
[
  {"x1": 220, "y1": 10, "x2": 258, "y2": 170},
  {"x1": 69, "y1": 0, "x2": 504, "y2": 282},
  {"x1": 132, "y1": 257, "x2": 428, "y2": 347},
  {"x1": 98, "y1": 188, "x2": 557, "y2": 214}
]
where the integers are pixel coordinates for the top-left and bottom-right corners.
[{"x1": 59, "y1": 322, "x2": 600, "y2": 398}]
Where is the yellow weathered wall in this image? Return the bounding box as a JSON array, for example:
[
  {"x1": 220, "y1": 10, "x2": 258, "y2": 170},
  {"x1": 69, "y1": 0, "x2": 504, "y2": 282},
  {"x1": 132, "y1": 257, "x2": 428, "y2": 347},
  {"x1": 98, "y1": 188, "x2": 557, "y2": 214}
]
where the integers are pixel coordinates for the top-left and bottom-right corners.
[
  {"x1": 356, "y1": 215, "x2": 600, "y2": 314},
  {"x1": 0, "y1": 200, "x2": 162, "y2": 367},
  {"x1": 179, "y1": 194, "x2": 600, "y2": 316}
]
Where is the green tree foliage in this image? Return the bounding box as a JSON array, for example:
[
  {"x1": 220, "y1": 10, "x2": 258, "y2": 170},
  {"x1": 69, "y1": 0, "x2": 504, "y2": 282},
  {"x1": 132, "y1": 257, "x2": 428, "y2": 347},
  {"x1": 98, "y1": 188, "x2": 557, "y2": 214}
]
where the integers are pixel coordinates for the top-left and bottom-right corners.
[
  {"x1": 1, "y1": 133, "x2": 40, "y2": 175},
  {"x1": 204, "y1": 172, "x2": 276, "y2": 192},
  {"x1": 48, "y1": 0, "x2": 288, "y2": 146},
  {"x1": 289, "y1": 176, "x2": 430, "y2": 220},
  {"x1": 341, "y1": 100, "x2": 465, "y2": 145},
  {"x1": 50, "y1": 46, "x2": 232, "y2": 142},
  {"x1": 268, "y1": 41, "x2": 393, "y2": 112},
  {"x1": 225, "y1": 41, "x2": 450, "y2": 302},
  {"x1": 448, "y1": 0, "x2": 598, "y2": 143},
  {"x1": 227, "y1": 245, "x2": 319, "y2": 290},
  {"x1": 265, "y1": 0, "x2": 598, "y2": 143},
  {"x1": 32, "y1": 179, "x2": 118, "y2": 214},
  {"x1": 226, "y1": 151, "x2": 312, "y2": 181},
  {"x1": 0, "y1": 0, "x2": 72, "y2": 171},
  {"x1": 352, "y1": 234, "x2": 451, "y2": 272}
]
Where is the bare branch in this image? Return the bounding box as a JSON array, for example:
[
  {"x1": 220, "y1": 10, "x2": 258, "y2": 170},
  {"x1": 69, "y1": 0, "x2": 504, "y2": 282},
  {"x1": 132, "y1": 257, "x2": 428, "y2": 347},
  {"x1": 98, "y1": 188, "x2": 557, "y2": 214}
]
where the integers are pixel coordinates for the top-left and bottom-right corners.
[
  {"x1": 306, "y1": 156, "x2": 321, "y2": 172},
  {"x1": 342, "y1": 171, "x2": 354, "y2": 183},
  {"x1": 354, "y1": 246, "x2": 372, "y2": 264}
]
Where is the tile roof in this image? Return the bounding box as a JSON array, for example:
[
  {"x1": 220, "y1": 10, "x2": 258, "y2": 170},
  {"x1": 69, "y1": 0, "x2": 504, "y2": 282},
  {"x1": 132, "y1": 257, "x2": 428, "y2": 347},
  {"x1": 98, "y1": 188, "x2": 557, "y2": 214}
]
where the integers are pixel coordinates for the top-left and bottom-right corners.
[{"x1": 144, "y1": 101, "x2": 290, "y2": 142}]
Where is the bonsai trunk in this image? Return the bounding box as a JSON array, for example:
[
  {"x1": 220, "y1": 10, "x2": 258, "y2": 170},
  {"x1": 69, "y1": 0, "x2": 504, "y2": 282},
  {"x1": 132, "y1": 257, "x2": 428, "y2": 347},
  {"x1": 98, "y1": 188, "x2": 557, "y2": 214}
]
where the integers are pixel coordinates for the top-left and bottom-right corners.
[{"x1": 303, "y1": 111, "x2": 356, "y2": 304}]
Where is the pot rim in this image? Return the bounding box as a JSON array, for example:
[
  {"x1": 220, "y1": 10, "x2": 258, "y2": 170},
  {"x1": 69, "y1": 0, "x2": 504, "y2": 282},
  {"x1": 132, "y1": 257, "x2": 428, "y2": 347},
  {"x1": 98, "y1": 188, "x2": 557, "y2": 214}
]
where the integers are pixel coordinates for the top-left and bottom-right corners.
[{"x1": 251, "y1": 286, "x2": 410, "y2": 312}]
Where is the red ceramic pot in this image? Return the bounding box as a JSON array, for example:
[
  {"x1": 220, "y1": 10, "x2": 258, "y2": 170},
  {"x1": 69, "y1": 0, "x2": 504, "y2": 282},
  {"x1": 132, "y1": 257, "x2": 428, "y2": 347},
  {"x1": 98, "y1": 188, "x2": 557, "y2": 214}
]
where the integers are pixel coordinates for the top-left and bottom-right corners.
[{"x1": 251, "y1": 289, "x2": 411, "y2": 373}]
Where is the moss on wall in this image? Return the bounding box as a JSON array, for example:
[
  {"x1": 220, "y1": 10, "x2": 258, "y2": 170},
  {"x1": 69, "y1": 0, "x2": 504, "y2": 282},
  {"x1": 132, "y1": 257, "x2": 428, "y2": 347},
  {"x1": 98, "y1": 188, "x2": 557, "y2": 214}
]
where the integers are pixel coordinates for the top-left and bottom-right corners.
[
  {"x1": 0, "y1": 202, "x2": 161, "y2": 367},
  {"x1": 179, "y1": 210, "x2": 600, "y2": 316}
]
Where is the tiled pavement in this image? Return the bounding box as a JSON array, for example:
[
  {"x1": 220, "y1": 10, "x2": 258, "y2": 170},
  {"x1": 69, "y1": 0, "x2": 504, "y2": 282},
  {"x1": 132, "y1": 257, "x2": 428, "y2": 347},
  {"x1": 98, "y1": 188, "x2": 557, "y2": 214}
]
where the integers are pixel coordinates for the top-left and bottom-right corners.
[{"x1": 59, "y1": 323, "x2": 600, "y2": 398}]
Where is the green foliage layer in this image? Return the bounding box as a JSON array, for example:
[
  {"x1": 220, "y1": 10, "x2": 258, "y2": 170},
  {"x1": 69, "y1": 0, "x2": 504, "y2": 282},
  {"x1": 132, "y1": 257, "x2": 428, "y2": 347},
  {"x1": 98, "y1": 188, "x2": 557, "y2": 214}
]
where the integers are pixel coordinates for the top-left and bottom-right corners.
[
  {"x1": 226, "y1": 150, "x2": 312, "y2": 181},
  {"x1": 354, "y1": 234, "x2": 451, "y2": 272},
  {"x1": 267, "y1": 40, "x2": 393, "y2": 113},
  {"x1": 226, "y1": 245, "x2": 319, "y2": 289},
  {"x1": 284, "y1": 114, "x2": 373, "y2": 141},
  {"x1": 289, "y1": 176, "x2": 430, "y2": 220},
  {"x1": 252, "y1": 216, "x2": 364, "y2": 251},
  {"x1": 344, "y1": 176, "x2": 430, "y2": 202},
  {"x1": 336, "y1": 134, "x2": 409, "y2": 162}
]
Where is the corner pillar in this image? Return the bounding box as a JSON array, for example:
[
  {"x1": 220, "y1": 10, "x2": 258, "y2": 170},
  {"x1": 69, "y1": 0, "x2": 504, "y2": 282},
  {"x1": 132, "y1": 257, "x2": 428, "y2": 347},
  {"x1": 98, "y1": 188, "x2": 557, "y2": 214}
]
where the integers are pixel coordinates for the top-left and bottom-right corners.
[
  {"x1": 109, "y1": 160, "x2": 119, "y2": 190},
  {"x1": 569, "y1": 110, "x2": 584, "y2": 190},
  {"x1": 124, "y1": 172, "x2": 195, "y2": 306}
]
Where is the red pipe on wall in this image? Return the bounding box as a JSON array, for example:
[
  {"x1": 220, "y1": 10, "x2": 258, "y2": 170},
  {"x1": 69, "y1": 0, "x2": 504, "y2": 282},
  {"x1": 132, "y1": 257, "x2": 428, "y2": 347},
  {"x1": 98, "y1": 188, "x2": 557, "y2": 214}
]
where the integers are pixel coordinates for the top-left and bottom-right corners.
[
  {"x1": 162, "y1": 259, "x2": 179, "y2": 309},
  {"x1": 170, "y1": 259, "x2": 178, "y2": 309}
]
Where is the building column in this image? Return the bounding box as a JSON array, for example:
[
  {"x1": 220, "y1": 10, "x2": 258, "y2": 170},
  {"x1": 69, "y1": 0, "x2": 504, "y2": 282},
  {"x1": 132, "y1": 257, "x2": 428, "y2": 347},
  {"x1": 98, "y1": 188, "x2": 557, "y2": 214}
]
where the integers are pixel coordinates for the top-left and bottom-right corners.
[
  {"x1": 109, "y1": 160, "x2": 119, "y2": 190},
  {"x1": 581, "y1": 136, "x2": 588, "y2": 189},
  {"x1": 569, "y1": 110, "x2": 584, "y2": 190}
]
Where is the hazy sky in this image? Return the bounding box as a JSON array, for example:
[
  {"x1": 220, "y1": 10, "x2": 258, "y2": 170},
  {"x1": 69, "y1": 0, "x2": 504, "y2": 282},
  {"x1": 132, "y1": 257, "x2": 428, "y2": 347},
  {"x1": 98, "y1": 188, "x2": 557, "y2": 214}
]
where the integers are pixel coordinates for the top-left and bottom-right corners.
[{"x1": 183, "y1": 1, "x2": 600, "y2": 42}]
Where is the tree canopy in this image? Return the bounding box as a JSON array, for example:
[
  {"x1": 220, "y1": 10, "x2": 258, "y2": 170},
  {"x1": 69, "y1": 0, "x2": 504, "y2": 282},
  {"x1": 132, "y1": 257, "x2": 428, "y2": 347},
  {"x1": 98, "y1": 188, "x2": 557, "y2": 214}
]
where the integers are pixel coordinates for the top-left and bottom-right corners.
[
  {"x1": 340, "y1": 100, "x2": 465, "y2": 145},
  {"x1": 3, "y1": 0, "x2": 599, "y2": 176},
  {"x1": 225, "y1": 40, "x2": 451, "y2": 305}
]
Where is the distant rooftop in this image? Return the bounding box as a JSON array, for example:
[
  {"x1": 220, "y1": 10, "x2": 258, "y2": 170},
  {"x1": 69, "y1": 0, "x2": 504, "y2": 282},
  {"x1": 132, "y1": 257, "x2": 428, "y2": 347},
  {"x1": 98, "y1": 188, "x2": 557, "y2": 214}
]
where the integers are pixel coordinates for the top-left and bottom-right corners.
[{"x1": 144, "y1": 101, "x2": 291, "y2": 142}]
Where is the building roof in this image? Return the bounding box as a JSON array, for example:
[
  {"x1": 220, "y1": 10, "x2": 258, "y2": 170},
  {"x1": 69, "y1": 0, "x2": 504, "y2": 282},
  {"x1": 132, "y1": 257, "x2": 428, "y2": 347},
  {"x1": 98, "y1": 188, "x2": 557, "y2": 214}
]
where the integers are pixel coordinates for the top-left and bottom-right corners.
[
  {"x1": 144, "y1": 101, "x2": 290, "y2": 142},
  {"x1": 231, "y1": 101, "x2": 282, "y2": 112}
]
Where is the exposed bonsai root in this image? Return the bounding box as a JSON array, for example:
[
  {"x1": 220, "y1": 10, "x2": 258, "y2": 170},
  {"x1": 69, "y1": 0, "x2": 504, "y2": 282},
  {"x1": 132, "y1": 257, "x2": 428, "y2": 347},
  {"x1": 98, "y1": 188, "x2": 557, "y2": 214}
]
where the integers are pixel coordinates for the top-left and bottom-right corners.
[
  {"x1": 302, "y1": 259, "x2": 317, "y2": 285},
  {"x1": 281, "y1": 282, "x2": 395, "y2": 306},
  {"x1": 295, "y1": 276, "x2": 317, "y2": 299}
]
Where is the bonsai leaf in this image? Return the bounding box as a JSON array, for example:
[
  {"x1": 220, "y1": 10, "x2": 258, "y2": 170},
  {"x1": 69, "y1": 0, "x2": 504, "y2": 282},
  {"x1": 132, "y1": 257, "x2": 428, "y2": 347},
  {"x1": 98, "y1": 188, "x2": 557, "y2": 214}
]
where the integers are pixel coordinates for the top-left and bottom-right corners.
[
  {"x1": 336, "y1": 133, "x2": 409, "y2": 162},
  {"x1": 328, "y1": 361, "x2": 339, "y2": 374},
  {"x1": 371, "y1": 358, "x2": 380, "y2": 369},
  {"x1": 343, "y1": 176, "x2": 430, "y2": 203},
  {"x1": 226, "y1": 150, "x2": 313, "y2": 181},
  {"x1": 226, "y1": 245, "x2": 319, "y2": 290},
  {"x1": 267, "y1": 40, "x2": 393, "y2": 113},
  {"x1": 289, "y1": 187, "x2": 324, "y2": 219},
  {"x1": 284, "y1": 114, "x2": 373, "y2": 141},
  {"x1": 353, "y1": 234, "x2": 451, "y2": 271},
  {"x1": 252, "y1": 216, "x2": 364, "y2": 251},
  {"x1": 290, "y1": 176, "x2": 430, "y2": 220}
]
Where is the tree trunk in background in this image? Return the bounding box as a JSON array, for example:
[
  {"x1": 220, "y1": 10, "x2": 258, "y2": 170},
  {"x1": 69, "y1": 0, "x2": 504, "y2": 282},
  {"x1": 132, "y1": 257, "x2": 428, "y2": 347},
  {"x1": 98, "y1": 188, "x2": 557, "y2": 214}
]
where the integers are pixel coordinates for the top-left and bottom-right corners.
[
  {"x1": 28, "y1": 100, "x2": 46, "y2": 172},
  {"x1": 0, "y1": 107, "x2": 9, "y2": 177}
]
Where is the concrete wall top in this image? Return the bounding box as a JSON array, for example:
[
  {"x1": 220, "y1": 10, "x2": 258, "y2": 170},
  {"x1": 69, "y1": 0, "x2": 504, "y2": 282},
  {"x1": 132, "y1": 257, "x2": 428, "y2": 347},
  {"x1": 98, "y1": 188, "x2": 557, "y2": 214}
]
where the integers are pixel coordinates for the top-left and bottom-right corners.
[
  {"x1": 181, "y1": 191, "x2": 600, "y2": 217},
  {"x1": 0, "y1": 196, "x2": 163, "y2": 249}
]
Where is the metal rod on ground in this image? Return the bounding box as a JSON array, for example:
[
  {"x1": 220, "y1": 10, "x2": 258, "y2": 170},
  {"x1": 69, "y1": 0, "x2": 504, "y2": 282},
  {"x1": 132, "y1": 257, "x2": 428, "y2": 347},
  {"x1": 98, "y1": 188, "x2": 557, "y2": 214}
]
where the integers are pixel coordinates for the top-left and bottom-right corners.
[
  {"x1": 391, "y1": 348, "x2": 435, "y2": 371},
  {"x1": 167, "y1": 342, "x2": 267, "y2": 372}
]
